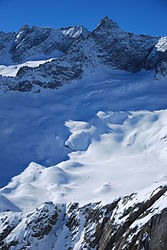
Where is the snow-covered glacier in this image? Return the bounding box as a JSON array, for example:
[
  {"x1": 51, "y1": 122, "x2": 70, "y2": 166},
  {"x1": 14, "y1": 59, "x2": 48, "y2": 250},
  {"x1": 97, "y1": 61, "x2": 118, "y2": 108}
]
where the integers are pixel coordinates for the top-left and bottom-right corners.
[{"x1": 0, "y1": 17, "x2": 167, "y2": 249}]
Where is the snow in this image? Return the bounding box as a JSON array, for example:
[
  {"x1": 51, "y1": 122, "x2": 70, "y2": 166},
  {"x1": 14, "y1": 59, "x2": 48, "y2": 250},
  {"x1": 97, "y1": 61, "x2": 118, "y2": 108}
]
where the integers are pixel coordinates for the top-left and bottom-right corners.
[
  {"x1": 62, "y1": 25, "x2": 88, "y2": 38},
  {"x1": 0, "y1": 67, "x2": 167, "y2": 211},
  {"x1": 155, "y1": 36, "x2": 167, "y2": 52},
  {"x1": 0, "y1": 58, "x2": 54, "y2": 77},
  {"x1": 65, "y1": 120, "x2": 96, "y2": 151},
  {"x1": 0, "y1": 195, "x2": 21, "y2": 212},
  {"x1": 0, "y1": 24, "x2": 89, "y2": 68},
  {"x1": 0, "y1": 19, "x2": 167, "y2": 249}
]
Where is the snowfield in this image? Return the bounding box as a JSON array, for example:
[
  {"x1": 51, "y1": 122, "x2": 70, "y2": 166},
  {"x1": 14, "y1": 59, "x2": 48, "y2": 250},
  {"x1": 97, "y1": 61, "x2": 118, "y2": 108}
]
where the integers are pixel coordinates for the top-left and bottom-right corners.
[
  {"x1": 0, "y1": 58, "x2": 54, "y2": 77},
  {"x1": 0, "y1": 67, "x2": 167, "y2": 212}
]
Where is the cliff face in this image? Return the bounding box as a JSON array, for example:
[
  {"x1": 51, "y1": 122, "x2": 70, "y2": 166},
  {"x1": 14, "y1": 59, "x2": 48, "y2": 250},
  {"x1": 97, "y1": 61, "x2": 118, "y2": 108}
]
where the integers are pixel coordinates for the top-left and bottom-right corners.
[
  {"x1": 0, "y1": 17, "x2": 167, "y2": 92},
  {"x1": 0, "y1": 24, "x2": 89, "y2": 64},
  {"x1": 0, "y1": 185, "x2": 167, "y2": 249}
]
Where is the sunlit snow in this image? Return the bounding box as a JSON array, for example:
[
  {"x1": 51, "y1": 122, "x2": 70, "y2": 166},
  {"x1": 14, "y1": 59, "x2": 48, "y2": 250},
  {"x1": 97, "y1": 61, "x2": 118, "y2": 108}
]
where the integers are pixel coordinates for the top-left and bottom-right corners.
[
  {"x1": 0, "y1": 58, "x2": 54, "y2": 77},
  {"x1": 0, "y1": 67, "x2": 167, "y2": 211}
]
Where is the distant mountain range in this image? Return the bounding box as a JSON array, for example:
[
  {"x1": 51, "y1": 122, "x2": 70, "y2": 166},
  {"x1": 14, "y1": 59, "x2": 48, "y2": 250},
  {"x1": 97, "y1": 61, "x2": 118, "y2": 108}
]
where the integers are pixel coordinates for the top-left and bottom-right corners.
[{"x1": 0, "y1": 16, "x2": 167, "y2": 92}]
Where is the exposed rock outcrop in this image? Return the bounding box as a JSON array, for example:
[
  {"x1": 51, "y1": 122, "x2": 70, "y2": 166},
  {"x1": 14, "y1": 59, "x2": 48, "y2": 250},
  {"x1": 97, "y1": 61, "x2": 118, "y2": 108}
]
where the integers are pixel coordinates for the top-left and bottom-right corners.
[
  {"x1": 0, "y1": 24, "x2": 89, "y2": 65},
  {"x1": 1, "y1": 185, "x2": 167, "y2": 249},
  {"x1": 0, "y1": 17, "x2": 167, "y2": 92}
]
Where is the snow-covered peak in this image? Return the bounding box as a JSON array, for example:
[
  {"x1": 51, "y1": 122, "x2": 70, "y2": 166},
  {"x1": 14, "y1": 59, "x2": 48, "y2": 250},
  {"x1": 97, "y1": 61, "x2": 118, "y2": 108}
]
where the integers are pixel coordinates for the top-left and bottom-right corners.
[
  {"x1": 145, "y1": 35, "x2": 167, "y2": 73},
  {"x1": 155, "y1": 36, "x2": 167, "y2": 52},
  {"x1": 11, "y1": 162, "x2": 45, "y2": 184},
  {"x1": 0, "y1": 17, "x2": 166, "y2": 80}
]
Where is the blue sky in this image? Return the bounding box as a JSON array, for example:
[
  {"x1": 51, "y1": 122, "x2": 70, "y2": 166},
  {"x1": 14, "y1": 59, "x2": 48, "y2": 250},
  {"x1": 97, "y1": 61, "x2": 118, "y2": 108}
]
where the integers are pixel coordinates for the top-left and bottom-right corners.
[{"x1": 0, "y1": 0, "x2": 166, "y2": 36}]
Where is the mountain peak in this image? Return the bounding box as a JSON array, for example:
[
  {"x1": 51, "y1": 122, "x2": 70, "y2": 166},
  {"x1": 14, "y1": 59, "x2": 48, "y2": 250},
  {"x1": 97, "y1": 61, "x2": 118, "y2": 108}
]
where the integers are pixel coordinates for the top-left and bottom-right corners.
[
  {"x1": 15, "y1": 24, "x2": 30, "y2": 44},
  {"x1": 99, "y1": 16, "x2": 112, "y2": 24},
  {"x1": 98, "y1": 16, "x2": 120, "y2": 28},
  {"x1": 100, "y1": 16, "x2": 110, "y2": 22},
  {"x1": 16, "y1": 24, "x2": 30, "y2": 37},
  {"x1": 93, "y1": 16, "x2": 124, "y2": 37}
]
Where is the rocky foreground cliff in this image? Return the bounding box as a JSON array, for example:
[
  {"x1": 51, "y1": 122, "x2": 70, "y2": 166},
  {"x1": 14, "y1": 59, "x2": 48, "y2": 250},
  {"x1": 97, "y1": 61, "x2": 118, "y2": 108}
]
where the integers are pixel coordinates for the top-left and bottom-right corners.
[{"x1": 0, "y1": 184, "x2": 167, "y2": 249}]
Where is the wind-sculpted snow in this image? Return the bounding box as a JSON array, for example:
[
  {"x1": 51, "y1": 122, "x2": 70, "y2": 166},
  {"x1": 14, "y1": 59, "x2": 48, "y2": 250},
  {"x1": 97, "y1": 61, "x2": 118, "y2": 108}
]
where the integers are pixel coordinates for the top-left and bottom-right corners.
[
  {"x1": 0, "y1": 69, "x2": 167, "y2": 188},
  {"x1": 1, "y1": 105, "x2": 167, "y2": 210}
]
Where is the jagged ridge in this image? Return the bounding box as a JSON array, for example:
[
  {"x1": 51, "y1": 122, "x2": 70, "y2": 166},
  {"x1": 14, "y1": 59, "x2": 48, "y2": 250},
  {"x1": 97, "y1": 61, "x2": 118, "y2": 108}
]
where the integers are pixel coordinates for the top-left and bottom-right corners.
[
  {"x1": 0, "y1": 185, "x2": 167, "y2": 249},
  {"x1": 0, "y1": 17, "x2": 167, "y2": 92},
  {"x1": 0, "y1": 24, "x2": 89, "y2": 65}
]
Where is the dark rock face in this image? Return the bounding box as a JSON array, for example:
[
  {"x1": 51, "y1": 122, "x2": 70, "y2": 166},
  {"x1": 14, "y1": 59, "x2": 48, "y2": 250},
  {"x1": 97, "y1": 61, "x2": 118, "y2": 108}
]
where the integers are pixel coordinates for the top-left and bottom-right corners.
[
  {"x1": 98, "y1": 186, "x2": 167, "y2": 250},
  {"x1": 1, "y1": 185, "x2": 167, "y2": 249},
  {"x1": 1, "y1": 202, "x2": 64, "y2": 249},
  {"x1": 89, "y1": 17, "x2": 159, "y2": 73},
  {"x1": 0, "y1": 213, "x2": 20, "y2": 245},
  {"x1": 0, "y1": 31, "x2": 15, "y2": 64},
  {"x1": 0, "y1": 24, "x2": 90, "y2": 65},
  {"x1": 24, "y1": 202, "x2": 61, "y2": 239},
  {"x1": 119, "y1": 208, "x2": 167, "y2": 250},
  {"x1": 155, "y1": 60, "x2": 167, "y2": 78},
  {"x1": 16, "y1": 59, "x2": 83, "y2": 89}
]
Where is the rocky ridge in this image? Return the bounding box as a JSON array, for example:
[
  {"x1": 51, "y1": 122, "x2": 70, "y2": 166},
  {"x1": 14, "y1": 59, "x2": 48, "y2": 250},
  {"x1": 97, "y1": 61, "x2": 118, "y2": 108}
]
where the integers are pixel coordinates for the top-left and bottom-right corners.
[
  {"x1": 0, "y1": 17, "x2": 167, "y2": 92},
  {"x1": 0, "y1": 24, "x2": 89, "y2": 64},
  {"x1": 0, "y1": 185, "x2": 167, "y2": 249}
]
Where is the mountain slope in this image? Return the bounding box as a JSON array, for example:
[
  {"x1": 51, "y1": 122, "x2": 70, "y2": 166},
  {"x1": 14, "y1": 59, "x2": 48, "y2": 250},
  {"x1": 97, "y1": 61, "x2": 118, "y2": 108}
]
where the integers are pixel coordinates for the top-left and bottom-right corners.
[
  {"x1": 0, "y1": 69, "x2": 167, "y2": 188},
  {"x1": 0, "y1": 17, "x2": 167, "y2": 92},
  {"x1": 0, "y1": 17, "x2": 167, "y2": 249},
  {"x1": 1, "y1": 185, "x2": 167, "y2": 249},
  {"x1": 0, "y1": 24, "x2": 89, "y2": 65}
]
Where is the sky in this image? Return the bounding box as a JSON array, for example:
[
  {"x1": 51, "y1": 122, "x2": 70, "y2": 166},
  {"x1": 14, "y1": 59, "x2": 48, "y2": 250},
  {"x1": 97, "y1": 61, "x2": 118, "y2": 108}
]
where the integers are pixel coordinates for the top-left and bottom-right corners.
[{"x1": 0, "y1": 0, "x2": 166, "y2": 36}]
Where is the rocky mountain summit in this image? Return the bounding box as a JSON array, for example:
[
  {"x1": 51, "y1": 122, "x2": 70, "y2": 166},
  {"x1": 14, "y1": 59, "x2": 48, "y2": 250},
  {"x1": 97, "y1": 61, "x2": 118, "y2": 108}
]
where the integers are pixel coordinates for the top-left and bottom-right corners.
[
  {"x1": 0, "y1": 24, "x2": 89, "y2": 64},
  {"x1": 0, "y1": 17, "x2": 167, "y2": 92}
]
